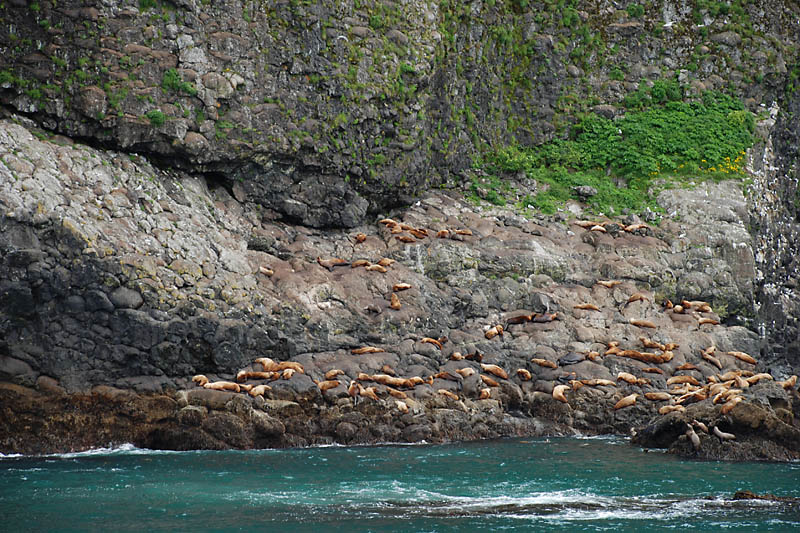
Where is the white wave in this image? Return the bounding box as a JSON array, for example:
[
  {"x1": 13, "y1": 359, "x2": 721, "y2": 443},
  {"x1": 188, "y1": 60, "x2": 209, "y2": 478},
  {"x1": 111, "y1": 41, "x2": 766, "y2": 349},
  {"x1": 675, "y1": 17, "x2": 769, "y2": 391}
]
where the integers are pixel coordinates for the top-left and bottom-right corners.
[{"x1": 0, "y1": 452, "x2": 24, "y2": 459}]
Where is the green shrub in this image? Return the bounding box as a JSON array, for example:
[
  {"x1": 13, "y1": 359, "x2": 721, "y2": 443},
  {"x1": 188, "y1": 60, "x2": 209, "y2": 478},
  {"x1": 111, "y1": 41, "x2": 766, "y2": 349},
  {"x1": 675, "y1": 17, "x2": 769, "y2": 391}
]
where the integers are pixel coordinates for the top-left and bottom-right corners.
[
  {"x1": 479, "y1": 89, "x2": 754, "y2": 215},
  {"x1": 161, "y1": 68, "x2": 197, "y2": 96},
  {"x1": 145, "y1": 109, "x2": 166, "y2": 126}
]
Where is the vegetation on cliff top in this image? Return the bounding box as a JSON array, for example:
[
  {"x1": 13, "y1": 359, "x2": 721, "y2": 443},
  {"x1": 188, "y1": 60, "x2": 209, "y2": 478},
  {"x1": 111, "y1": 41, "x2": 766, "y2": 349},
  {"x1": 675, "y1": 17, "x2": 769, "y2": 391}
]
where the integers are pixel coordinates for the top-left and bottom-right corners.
[{"x1": 478, "y1": 88, "x2": 754, "y2": 215}]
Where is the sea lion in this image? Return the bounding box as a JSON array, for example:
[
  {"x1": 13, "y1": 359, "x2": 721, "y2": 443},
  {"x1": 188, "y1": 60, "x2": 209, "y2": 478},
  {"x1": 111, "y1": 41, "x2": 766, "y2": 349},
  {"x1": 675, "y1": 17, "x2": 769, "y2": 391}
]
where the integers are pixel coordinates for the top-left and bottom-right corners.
[
  {"x1": 585, "y1": 351, "x2": 601, "y2": 361},
  {"x1": 506, "y1": 314, "x2": 533, "y2": 325},
  {"x1": 455, "y1": 228, "x2": 473, "y2": 236},
  {"x1": 590, "y1": 224, "x2": 607, "y2": 233},
  {"x1": 552, "y1": 384, "x2": 570, "y2": 403},
  {"x1": 484, "y1": 325, "x2": 504, "y2": 339},
  {"x1": 390, "y1": 292, "x2": 402, "y2": 310},
  {"x1": 317, "y1": 380, "x2": 340, "y2": 392},
  {"x1": 617, "y1": 372, "x2": 649, "y2": 386},
  {"x1": 480, "y1": 363, "x2": 509, "y2": 380},
  {"x1": 644, "y1": 392, "x2": 672, "y2": 401},
  {"x1": 720, "y1": 395, "x2": 743, "y2": 414},
  {"x1": 479, "y1": 388, "x2": 492, "y2": 399},
  {"x1": 360, "y1": 386, "x2": 381, "y2": 402},
  {"x1": 531, "y1": 358, "x2": 557, "y2": 369},
  {"x1": 390, "y1": 226, "x2": 403, "y2": 234},
  {"x1": 702, "y1": 351, "x2": 723, "y2": 370},
  {"x1": 379, "y1": 218, "x2": 398, "y2": 227},
  {"x1": 624, "y1": 223, "x2": 649, "y2": 232},
  {"x1": 436, "y1": 230, "x2": 450, "y2": 238},
  {"x1": 192, "y1": 375, "x2": 240, "y2": 393},
  {"x1": 438, "y1": 389, "x2": 459, "y2": 401},
  {"x1": 395, "y1": 400, "x2": 409, "y2": 413},
  {"x1": 377, "y1": 257, "x2": 396, "y2": 267},
  {"x1": 465, "y1": 351, "x2": 484, "y2": 362},
  {"x1": 698, "y1": 317, "x2": 719, "y2": 326},
  {"x1": 692, "y1": 420, "x2": 709, "y2": 433},
  {"x1": 395, "y1": 235, "x2": 416, "y2": 243},
  {"x1": 409, "y1": 228, "x2": 428, "y2": 239},
  {"x1": 317, "y1": 256, "x2": 349, "y2": 271},
  {"x1": 581, "y1": 378, "x2": 615, "y2": 387},
  {"x1": 659, "y1": 404, "x2": 685, "y2": 414},
  {"x1": 393, "y1": 283, "x2": 412, "y2": 291},
  {"x1": 325, "y1": 369, "x2": 345, "y2": 380},
  {"x1": 713, "y1": 426, "x2": 736, "y2": 440},
  {"x1": 480, "y1": 374, "x2": 500, "y2": 387},
  {"x1": 532, "y1": 312, "x2": 559, "y2": 323},
  {"x1": 421, "y1": 337, "x2": 443, "y2": 349},
  {"x1": 779, "y1": 375, "x2": 798, "y2": 390},
  {"x1": 450, "y1": 352, "x2": 465, "y2": 361},
  {"x1": 517, "y1": 368, "x2": 532, "y2": 381},
  {"x1": 570, "y1": 380, "x2": 584, "y2": 391},
  {"x1": 719, "y1": 370, "x2": 743, "y2": 381},
  {"x1": 686, "y1": 425, "x2": 701, "y2": 450},
  {"x1": 351, "y1": 346, "x2": 385, "y2": 355},
  {"x1": 259, "y1": 266, "x2": 274, "y2": 276},
  {"x1": 456, "y1": 367, "x2": 475, "y2": 378},
  {"x1": 640, "y1": 337, "x2": 665, "y2": 351},
  {"x1": 642, "y1": 367, "x2": 665, "y2": 375},
  {"x1": 734, "y1": 375, "x2": 750, "y2": 389},
  {"x1": 387, "y1": 387, "x2": 407, "y2": 399},
  {"x1": 255, "y1": 358, "x2": 305, "y2": 374},
  {"x1": 380, "y1": 365, "x2": 397, "y2": 376},
  {"x1": 727, "y1": 351, "x2": 757, "y2": 365},
  {"x1": 614, "y1": 393, "x2": 638, "y2": 409},
  {"x1": 366, "y1": 264, "x2": 388, "y2": 273},
  {"x1": 351, "y1": 259, "x2": 371, "y2": 268},
  {"x1": 626, "y1": 293, "x2": 647, "y2": 305},
  {"x1": 355, "y1": 233, "x2": 367, "y2": 243},
  {"x1": 675, "y1": 363, "x2": 699, "y2": 371},
  {"x1": 281, "y1": 368, "x2": 296, "y2": 379},
  {"x1": 574, "y1": 220, "x2": 599, "y2": 228},
  {"x1": 236, "y1": 370, "x2": 279, "y2": 381},
  {"x1": 596, "y1": 280, "x2": 622, "y2": 288},
  {"x1": 629, "y1": 318, "x2": 657, "y2": 329},
  {"x1": 666, "y1": 375, "x2": 700, "y2": 386},
  {"x1": 248, "y1": 384, "x2": 271, "y2": 397},
  {"x1": 746, "y1": 373, "x2": 773, "y2": 385},
  {"x1": 574, "y1": 303, "x2": 601, "y2": 311},
  {"x1": 434, "y1": 371, "x2": 461, "y2": 383}
]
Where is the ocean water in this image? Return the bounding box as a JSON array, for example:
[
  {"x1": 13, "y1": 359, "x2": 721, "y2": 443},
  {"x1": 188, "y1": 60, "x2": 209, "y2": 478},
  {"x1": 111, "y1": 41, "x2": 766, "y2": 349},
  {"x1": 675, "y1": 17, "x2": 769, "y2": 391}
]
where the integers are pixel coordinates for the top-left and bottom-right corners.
[{"x1": 1, "y1": 436, "x2": 799, "y2": 532}]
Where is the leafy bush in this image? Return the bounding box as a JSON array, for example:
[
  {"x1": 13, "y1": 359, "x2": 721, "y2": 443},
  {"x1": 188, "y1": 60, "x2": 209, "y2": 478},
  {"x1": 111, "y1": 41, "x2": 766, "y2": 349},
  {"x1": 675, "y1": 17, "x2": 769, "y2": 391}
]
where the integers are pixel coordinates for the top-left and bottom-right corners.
[
  {"x1": 161, "y1": 68, "x2": 197, "y2": 96},
  {"x1": 145, "y1": 109, "x2": 166, "y2": 126},
  {"x1": 479, "y1": 89, "x2": 754, "y2": 215}
]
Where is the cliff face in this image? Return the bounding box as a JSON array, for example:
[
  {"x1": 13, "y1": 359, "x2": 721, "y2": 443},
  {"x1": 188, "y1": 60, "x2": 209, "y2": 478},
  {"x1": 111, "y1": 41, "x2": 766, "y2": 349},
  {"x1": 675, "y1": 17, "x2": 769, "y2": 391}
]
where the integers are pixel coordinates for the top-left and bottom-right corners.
[
  {"x1": 1, "y1": 1, "x2": 800, "y2": 456},
  {"x1": 1, "y1": 1, "x2": 797, "y2": 225}
]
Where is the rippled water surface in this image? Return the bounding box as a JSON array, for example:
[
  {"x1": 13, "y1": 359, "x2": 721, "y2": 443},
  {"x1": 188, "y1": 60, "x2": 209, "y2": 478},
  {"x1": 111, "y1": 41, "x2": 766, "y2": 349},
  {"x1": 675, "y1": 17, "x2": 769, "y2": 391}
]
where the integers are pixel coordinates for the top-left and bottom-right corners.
[{"x1": 2, "y1": 437, "x2": 799, "y2": 531}]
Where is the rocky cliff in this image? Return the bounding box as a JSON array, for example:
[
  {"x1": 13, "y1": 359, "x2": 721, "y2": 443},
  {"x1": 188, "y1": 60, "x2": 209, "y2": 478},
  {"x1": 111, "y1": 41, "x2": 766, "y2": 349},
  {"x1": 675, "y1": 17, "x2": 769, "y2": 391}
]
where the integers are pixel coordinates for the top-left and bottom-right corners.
[{"x1": 1, "y1": 1, "x2": 799, "y2": 458}]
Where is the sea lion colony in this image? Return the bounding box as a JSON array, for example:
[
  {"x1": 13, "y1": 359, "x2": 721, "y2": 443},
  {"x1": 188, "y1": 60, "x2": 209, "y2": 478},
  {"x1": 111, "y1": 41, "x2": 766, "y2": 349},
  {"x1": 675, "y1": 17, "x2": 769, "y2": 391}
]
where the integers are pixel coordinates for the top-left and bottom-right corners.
[{"x1": 190, "y1": 216, "x2": 796, "y2": 441}]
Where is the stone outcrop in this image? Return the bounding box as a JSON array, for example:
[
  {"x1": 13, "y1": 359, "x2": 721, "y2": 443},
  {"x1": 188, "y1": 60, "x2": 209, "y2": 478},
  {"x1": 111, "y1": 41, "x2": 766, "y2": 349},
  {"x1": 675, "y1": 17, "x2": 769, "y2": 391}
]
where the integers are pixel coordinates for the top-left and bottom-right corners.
[{"x1": 1, "y1": 116, "x2": 798, "y2": 459}]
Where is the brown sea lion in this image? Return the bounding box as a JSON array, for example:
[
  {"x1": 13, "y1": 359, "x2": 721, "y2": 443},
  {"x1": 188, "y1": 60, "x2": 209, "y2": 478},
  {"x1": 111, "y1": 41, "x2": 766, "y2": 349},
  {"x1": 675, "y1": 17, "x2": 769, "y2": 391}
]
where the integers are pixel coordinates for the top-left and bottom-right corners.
[
  {"x1": 574, "y1": 303, "x2": 601, "y2": 311},
  {"x1": 351, "y1": 346, "x2": 385, "y2": 355},
  {"x1": 480, "y1": 363, "x2": 508, "y2": 380},
  {"x1": 531, "y1": 358, "x2": 557, "y2": 369},
  {"x1": 552, "y1": 384, "x2": 570, "y2": 403},
  {"x1": 629, "y1": 318, "x2": 657, "y2": 329},
  {"x1": 517, "y1": 368, "x2": 532, "y2": 381},
  {"x1": 317, "y1": 256, "x2": 349, "y2": 271},
  {"x1": 480, "y1": 374, "x2": 500, "y2": 387},
  {"x1": 421, "y1": 337, "x2": 443, "y2": 350},
  {"x1": 614, "y1": 393, "x2": 638, "y2": 409}
]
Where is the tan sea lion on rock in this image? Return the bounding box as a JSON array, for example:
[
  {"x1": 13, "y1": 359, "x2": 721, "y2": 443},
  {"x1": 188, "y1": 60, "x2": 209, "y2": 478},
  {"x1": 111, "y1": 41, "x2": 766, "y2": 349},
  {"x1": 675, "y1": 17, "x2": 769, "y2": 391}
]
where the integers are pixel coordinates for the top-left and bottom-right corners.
[
  {"x1": 325, "y1": 369, "x2": 345, "y2": 380},
  {"x1": 237, "y1": 370, "x2": 278, "y2": 381},
  {"x1": 351, "y1": 346, "x2": 385, "y2": 355},
  {"x1": 614, "y1": 393, "x2": 638, "y2": 410},
  {"x1": 552, "y1": 384, "x2": 570, "y2": 403},
  {"x1": 192, "y1": 375, "x2": 240, "y2": 392},
  {"x1": 248, "y1": 384, "x2": 271, "y2": 397},
  {"x1": 317, "y1": 256, "x2": 349, "y2": 271},
  {"x1": 255, "y1": 358, "x2": 304, "y2": 373},
  {"x1": 531, "y1": 358, "x2": 557, "y2": 369},
  {"x1": 480, "y1": 363, "x2": 509, "y2": 380},
  {"x1": 629, "y1": 318, "x2": 657, "y2": 329}
]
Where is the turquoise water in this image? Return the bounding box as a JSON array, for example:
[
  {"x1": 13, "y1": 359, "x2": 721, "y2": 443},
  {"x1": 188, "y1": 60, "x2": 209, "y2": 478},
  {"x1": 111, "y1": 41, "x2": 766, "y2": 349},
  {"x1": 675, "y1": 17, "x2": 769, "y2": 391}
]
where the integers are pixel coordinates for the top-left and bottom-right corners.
[{"x1": 1, "y1": 436, "x2": 799, "y2": 532}]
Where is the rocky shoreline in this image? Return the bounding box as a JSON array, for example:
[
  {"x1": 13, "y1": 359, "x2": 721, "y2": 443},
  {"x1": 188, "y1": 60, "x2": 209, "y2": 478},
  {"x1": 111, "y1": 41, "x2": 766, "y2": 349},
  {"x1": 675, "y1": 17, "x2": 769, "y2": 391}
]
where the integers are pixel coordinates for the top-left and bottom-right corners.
[{"x1": 1, "y1": 116, "x2": 799, "y2": 460}]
